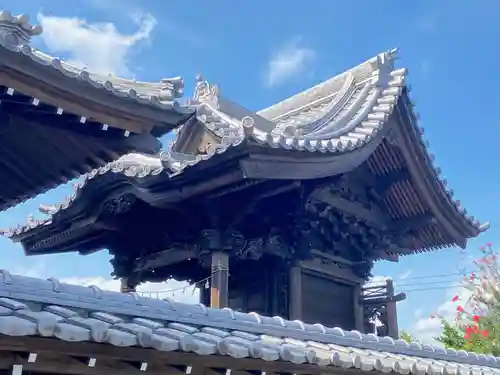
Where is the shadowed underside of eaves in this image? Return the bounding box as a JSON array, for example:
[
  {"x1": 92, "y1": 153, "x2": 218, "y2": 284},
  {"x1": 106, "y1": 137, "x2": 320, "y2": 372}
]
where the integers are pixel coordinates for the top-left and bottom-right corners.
[{"x1": 0, "y1": 10, "x2": 194, "y2": 210}]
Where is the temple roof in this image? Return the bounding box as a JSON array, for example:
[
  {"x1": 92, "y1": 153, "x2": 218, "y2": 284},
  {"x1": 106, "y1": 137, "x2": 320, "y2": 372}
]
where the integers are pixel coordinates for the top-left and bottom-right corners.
[
  {"x1": 1, "y1": 49, "x2": 488, "y2": 253},
  {"x1": 0, "y1": 10, "x2": 195, "y2": 210},
  {"x1": 14, "y1": 47, "x2": 186, "y2": 111},
  {"x1": 0, "y1": 269, "x2": 499, "y2": 373},
  {"x1": 179, "y1": 49, "x2": 403, "y2": 154},
  {"x1": 0, "y1": 10, "x2": 189, "y2": 114}
]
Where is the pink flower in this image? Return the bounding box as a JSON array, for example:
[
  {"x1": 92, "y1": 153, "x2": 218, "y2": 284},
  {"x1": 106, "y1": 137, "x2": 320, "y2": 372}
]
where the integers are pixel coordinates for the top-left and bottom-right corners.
[{"x1": 452, "y1": 295, "x2": 460, "y2": 302}]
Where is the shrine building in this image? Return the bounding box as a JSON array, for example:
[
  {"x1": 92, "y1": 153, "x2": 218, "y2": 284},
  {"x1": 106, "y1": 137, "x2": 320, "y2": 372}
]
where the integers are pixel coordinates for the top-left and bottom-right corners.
[
  {"x1": 3, "y1": 43, "x2": 488, "y2": 331},
  {"x1": 0, "y1": 11, "x2": 497, "y2": 375}
]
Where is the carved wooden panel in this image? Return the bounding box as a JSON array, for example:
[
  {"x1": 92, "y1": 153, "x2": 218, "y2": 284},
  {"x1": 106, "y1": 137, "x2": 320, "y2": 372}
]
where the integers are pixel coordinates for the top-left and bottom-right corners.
[{"x1": 301, "y1": 272, "x2": 355, "y2": 329}]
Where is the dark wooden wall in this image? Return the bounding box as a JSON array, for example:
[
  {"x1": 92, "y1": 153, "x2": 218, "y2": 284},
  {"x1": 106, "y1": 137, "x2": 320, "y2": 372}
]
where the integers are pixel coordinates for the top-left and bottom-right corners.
[
  {"x1": 301, "y1": 271, "x2": 355, "y2": 329},
  {"x1": 212, "y1": 256, "x2": 359, "y2": 331},
  {"x1": 226, "y1": 256, "x2": 288, "y2": 317}
]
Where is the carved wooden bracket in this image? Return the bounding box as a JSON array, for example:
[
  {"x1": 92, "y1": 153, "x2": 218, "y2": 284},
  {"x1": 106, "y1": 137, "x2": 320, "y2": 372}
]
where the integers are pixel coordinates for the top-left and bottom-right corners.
[{"x1": 101, "y1": 194, "x2": 137, "y2": 217}]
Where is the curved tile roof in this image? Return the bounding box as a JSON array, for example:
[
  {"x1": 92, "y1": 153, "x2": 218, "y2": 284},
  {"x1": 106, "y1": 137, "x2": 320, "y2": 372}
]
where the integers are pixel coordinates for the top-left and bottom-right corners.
[
  {"x1": 0, "y1": 49, "x2": 488, "y2": 239},
  {"x1": 395, "y1": 94, "x2": 489, "y2": 237},
  {"x1": 0, "y1": 10, "x2": 191, "y2": 112},
  {"x1": 191, "y1": 49, "x2": 405, "y2": 153},
  {"x1": 0, "y1": 270, "x2": 499, "y2": 373}
]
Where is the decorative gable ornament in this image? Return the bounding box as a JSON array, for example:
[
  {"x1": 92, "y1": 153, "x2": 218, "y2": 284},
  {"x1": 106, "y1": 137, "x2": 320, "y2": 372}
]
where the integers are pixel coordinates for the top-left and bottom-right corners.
[{"x1": 0, "y1": 10, "x2": 42, "y2": 47}]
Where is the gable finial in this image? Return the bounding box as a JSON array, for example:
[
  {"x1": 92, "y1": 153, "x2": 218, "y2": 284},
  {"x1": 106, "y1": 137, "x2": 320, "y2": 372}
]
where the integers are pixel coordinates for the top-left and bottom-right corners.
[
  {"x1": 0, "y1": 10, "x2": 42, "y2": 47},
  {"x1": 193, "y1": 73, "x2": 220, "y2": 108}
]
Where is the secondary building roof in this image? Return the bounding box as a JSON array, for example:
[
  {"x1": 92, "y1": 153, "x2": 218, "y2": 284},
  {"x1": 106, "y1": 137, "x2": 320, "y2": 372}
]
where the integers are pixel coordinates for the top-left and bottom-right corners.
[
  {"x1": 0, "y1": 10, "x2": 194, "y2": 210},
  {"x1": 0, "y1": 270, "x2": 498, "y2": 375}
]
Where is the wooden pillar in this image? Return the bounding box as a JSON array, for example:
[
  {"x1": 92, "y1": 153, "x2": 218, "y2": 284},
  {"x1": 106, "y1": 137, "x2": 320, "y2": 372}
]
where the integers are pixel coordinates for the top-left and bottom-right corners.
[
  {"x1": 385, "y1": 279, "x2": 399, "y2": 338},
  {"x1": 353, "y1": 283, "x2": 364, "y2": 332},
  {"x1": 120, "y1": 278, "x2": 136, "y2": 293},
  {"x1": 210, "y1": 251, "x2": 229, "y2": 309},
  {"x1": 289, "y1": 265, "x2": 303, "y2": 320},
  {"x1": 199, "y1": 284, "x2": 209, "y2": 305}
]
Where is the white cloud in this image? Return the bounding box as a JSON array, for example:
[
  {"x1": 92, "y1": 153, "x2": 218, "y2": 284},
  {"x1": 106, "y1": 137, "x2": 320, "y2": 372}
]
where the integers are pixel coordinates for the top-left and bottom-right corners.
[
  {"x1": 12, "y1": 262, "x2": 199, "y2": 305},
  {"x1": 37, "y1": 12, "x2": 157, "y2": 77},
  {"x1": 265, "y1": 38, "x2": 315, "y2": 88},
  {"x1": 414, "y1": 308, "x2": 423, "y2": 319},
  {"x1": 398, "y1": 270, "x2": 413, "y2": 280},
  {"x1": 60, "y1": 276, "x2": 200, "y2": 304},
  {"x1": 412, "y1": 286, "x2": 471, "y2": 344},
  {"x1": 10, "y1": 261, "x2": 47, "y2": 278}
]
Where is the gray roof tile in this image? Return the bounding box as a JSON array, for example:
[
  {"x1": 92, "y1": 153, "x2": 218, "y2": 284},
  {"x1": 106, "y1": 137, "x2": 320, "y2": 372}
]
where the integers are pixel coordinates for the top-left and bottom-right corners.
[
  {"x1": 0, "y1": 49, "x2": 488, "y2": 237},
  {"x1": 0, "y1": 10, "x2": 191, "y2": 112},
  {"x1": 4, "y1": 54, "x2": 487, "y2": 238},
  {"x1": 0, "y1": 270, "x2": 499, "y2": 374},
  {"x1": 191, "y1": 49, "x2": 405, "y2": 153},
  {"x1": 0, "y1": 10, "x2": 42, "y2": 37}
]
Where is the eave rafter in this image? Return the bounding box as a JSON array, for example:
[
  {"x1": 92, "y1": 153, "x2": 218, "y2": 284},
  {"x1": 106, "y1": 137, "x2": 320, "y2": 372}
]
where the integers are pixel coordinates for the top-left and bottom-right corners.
[
  {"x1": 372, "y1": 168, "x2": 411, "y2": 198},
  {"x1": 0, "y1": 10, "x2": 193, "y2": 136},
  {"x1": 391, "y1": 91, "x2": 488, "y2": 247},
  {"x1": 0, "y1": 86, "x2": 136, "y2": 137}
]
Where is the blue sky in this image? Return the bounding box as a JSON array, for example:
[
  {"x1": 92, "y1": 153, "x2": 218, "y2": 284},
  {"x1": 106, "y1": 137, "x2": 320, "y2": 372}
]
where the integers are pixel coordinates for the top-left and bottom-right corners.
[{"x1": 2, "y1": 0, "x2": 500, "y2": 342}]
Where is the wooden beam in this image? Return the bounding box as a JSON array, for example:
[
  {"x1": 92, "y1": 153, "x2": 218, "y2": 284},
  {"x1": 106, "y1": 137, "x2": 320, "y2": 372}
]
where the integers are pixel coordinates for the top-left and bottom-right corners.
[
  {"x1": 353, "y1": 284, "x2": 364, "y2": 332},
  {"x1": 385, "y1": 279, "x2": 399, "y2": 339},
  {"x1": 310, "y1": 250, "x2": 357, "y2": 266},
  {"x1": 199, "y1": 284, "x2": 210, "y2": 305},
  {"x1": 0, "y1": 351, "x2": 149, "y2": 375},
  {"x1": 288, "y1": 266, "x2": 302, "y2": 320},
  {"x1": 120, "y1": 278, "x2": 136, "y2": 293},
  {"x1": 0, "y1": 336, "x2": 337, "y2": 375},
  {"x1": 134, "y1": 247, "x2": 198, "y2": 272},
  {"x1": 210, "y1": 252, "x2": 229, "y2": 309},
  {"x1": 300, "y1": 259, "x2": 365, "y2": 284},
  {"x1": 226, "y1": 181, "x2": 300, "y2": 227},
  {"x1": 361, "y1": 293, "x2": 406, "y2": 305},
  {"x1": 310, "y1": 188, "x2": 389, "y2": 227},
  {"x1": 153, "y1": 171, "x2": 244, "y2": 206},
  {"x1": 0, "y1": 71, "x2": 154, "y2": 133}
]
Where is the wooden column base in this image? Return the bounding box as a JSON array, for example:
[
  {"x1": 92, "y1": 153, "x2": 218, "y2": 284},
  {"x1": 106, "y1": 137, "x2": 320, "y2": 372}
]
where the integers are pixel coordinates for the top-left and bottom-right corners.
[{"x1": 120, "y1": 278, "x2": 136, "y2": 293}]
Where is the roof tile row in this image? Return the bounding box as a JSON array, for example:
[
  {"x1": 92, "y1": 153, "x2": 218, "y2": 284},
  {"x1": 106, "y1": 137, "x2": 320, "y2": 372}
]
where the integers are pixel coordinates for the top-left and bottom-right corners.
[
  {"x1": 0, "y1": 270, "x2": 499, "y2": 374},
  {"x1": 0, "y1": 10, "x2": 190, "y2": 112},
  {"x1": 0, "y1": 49, "x2": 487, "y2": 237}
]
